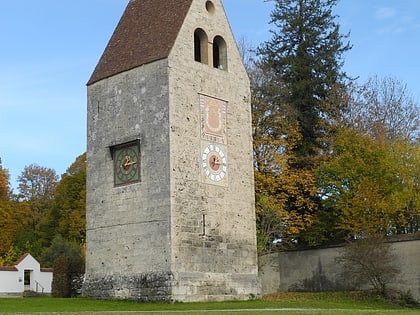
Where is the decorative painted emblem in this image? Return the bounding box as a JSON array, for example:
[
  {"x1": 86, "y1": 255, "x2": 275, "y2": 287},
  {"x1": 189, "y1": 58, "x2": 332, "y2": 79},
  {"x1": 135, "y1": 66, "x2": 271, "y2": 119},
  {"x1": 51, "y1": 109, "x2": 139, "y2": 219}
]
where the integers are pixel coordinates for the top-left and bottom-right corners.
[{"x1": 200, "y1": 94, "x2": 227, "y2": 144}]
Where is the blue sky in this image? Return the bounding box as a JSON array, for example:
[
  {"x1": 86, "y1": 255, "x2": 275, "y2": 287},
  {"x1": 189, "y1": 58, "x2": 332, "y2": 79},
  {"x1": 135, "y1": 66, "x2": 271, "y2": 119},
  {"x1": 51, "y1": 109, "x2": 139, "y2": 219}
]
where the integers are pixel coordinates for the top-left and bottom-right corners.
[{"x1": 1, "y1": 0, "x2": 419, "y2": 190}]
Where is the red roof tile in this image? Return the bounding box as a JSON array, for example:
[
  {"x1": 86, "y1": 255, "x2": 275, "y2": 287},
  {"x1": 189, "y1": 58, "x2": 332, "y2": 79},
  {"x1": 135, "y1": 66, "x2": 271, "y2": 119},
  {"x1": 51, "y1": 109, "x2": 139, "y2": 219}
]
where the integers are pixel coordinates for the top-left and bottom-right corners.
[
  {"x1": 0, "y1": 266, "x2": 18, "y2": 272},
  {"x1": 14, "y1": 253, "x2": 30, "y2": 265},
  {"x1": 87, "y1": 0, "x2": 193, "y2": 85}
]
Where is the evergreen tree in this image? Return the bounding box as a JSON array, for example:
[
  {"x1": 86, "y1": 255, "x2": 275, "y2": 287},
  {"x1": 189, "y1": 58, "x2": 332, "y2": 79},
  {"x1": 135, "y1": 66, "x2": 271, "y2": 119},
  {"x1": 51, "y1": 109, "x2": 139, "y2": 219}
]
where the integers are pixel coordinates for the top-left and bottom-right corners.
[
  {"x1": 258, "y1": 0, "x2": 351, "y2": 163},
  {"x1": 255, "y1": 0, "x2": 351, "y2": 247}
]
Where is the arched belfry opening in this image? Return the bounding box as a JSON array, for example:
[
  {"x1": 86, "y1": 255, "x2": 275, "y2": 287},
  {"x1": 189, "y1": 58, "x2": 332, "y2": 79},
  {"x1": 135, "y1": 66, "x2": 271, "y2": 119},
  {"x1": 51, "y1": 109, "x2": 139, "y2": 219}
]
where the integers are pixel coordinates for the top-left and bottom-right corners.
[
  {"x1": 213, "y1": 36, "x2": 227, "y2": 70},
  {"x1": 194, "y1": 28, "x2": 208, "y2": 64}
]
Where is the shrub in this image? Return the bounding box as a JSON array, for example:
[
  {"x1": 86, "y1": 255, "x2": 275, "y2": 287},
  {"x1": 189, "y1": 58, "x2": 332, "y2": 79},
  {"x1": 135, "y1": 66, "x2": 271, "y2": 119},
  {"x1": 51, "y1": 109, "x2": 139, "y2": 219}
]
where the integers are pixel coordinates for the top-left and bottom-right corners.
[
  {"x1": 336, "y1": 234, "x2": 400, "y2": 296},
  {"x1": 52, "y1": 254, "x2": 84, "y2": 297}
]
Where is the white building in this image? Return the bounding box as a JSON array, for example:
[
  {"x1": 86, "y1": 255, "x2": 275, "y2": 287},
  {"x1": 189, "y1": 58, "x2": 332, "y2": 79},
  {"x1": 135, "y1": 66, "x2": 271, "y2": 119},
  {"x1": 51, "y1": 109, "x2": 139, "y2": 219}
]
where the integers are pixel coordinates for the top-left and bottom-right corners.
[{"x1": 0, "y1": 253, "x2": 53, "y2": 296}]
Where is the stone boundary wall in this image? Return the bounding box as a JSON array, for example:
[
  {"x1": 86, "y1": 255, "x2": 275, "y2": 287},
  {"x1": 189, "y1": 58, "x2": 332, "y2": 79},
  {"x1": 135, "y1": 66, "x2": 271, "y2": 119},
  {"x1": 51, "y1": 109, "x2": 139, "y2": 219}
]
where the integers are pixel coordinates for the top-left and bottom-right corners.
[{"x1": 260, "y1": 237, "x2": 420, "y2": 301}]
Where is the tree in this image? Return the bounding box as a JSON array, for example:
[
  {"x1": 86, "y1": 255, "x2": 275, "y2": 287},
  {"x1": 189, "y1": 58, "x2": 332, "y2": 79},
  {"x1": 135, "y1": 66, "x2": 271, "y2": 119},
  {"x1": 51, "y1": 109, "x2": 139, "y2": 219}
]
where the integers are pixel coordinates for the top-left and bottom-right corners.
[
  {"x1": 16, "y1": 164, "x2": 58, "y2": 229},
  {"x1": 0, "y1": 246, "x2": 20, "y2": 267},
  {"x1": 0, "y1": 159, "x2": 31, "y2": 258},
  {"x1": 47, "y1": 235, "x2": 85, "y2": 297},
  {"x1": 336, "y1": 235, "x2": 400, "y2": 296},
  {"x1": 17, "y1": 164, "x2": 58, "y2": 201},
  {"x1": 238, "y1": 37, "x2": 318, "y2": 251},
  {"x1": 316, "y1": 76, "x2": 420, "y2": 238},
  {"x1": 53, "y1": 153, "x2": 86, "y2": 244},
  {"x1": 318, "y1": 127, "x2": 420, "y2": 237},
  {"x1": 0, "y1": 201, "x2": 30, "y2": 258},
  {"x1": 388, "y1": 139, "x2": 420, "y2": 234},
  {"x1": 258, "y1": 0, "x2": 351, "y2": 162},
  {"x1": 12, "y1": 227, "x2": 43, "y2": 260},
  {"x1": 0, "y1": 158, "x2": 10, "y2": 200},
  {"x1": 252, "y1": 0, "x2": 350, "y2": 249},
  {"x1": 0, "y1": 154, "x2": 88, "y2": 263},
  {"x1": 345, "y1": 75, "x2": 420, "y2": 141},
  {"x1": 52, "y1": 254, "x2": 85, "y2": 298},
  {"x1": 37, "y1": 153, "x2": 86, "y2": 248},
  {"x1": 40, "y1": 235, "x2": 83, "y2": 268},
  {"x1": 0, "y1": 160, "x2": 13, "y2": 256},
  {"x1": 0, "y1": 201, "x2": 18, "y2": 257}
]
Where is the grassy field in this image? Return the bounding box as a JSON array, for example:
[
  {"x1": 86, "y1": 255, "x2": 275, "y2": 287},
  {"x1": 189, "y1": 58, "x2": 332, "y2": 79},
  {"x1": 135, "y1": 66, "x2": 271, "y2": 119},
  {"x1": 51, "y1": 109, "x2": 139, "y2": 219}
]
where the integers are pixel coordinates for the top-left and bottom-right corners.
[{"x1": 0, "y1": 292, "x2": 418, "y2": 315}]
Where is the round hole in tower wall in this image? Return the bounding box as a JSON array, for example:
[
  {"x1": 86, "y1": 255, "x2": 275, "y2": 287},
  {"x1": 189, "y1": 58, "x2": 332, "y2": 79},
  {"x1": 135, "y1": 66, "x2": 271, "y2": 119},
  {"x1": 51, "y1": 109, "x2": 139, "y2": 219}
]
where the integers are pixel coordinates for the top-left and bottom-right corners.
[{"x1": 205, "y1": 1, "x2": 215, "y2": 15}]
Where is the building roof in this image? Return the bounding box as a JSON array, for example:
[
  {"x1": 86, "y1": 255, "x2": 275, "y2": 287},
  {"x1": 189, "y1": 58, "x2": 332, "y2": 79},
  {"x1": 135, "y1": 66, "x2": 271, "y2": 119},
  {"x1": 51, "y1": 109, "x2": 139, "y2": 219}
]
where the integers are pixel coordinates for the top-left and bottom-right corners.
[
  {"x1": 87, "y1": 0, "x2": 193, "y2": 85},
  {"x1": 0, "y1": 266, "x2": 18, "y2": 272},
  {"x1": 14, "y1": 253, "x2": 30, "y2": 265},
  {"x1": 0, "y1": 254, "x2": 31, "y2": 272}
]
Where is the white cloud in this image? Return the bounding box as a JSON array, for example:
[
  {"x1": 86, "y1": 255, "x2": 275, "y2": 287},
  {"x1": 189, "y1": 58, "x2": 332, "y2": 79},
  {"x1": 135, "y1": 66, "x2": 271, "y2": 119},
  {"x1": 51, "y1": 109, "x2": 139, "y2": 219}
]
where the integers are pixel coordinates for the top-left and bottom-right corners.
[
  {"x1": 373, "y1": 6, "x2": 420, "y2": 35},
  {"x1": 375, "y1": 7, "x2": 396, "y2": 19}
]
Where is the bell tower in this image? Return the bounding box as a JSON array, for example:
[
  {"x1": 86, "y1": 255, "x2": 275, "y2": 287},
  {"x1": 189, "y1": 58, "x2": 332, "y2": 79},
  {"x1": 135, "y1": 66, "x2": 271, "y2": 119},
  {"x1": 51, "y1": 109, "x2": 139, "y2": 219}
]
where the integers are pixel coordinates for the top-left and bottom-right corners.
[{"x1": 83, "y1": 0, "x2": 259, "y2": 301}]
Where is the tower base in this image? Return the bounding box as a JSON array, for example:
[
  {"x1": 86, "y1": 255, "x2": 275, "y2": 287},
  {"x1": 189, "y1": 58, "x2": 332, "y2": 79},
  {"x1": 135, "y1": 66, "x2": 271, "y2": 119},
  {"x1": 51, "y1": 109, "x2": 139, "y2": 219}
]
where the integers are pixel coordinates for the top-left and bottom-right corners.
[{"x1": 82, "y1": 271, "x2": 260, "y2": 302}]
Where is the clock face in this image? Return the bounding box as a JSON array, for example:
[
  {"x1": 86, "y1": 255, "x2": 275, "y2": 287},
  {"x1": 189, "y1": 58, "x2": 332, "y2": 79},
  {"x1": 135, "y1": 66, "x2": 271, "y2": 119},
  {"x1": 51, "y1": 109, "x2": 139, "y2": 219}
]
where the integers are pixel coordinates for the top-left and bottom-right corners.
[
  {"x1": 201, "y1": 143, "x2": 228, "y2": 185},
  {"x1": 113, "y1": 143, "x2": 140, "y2": 186}
]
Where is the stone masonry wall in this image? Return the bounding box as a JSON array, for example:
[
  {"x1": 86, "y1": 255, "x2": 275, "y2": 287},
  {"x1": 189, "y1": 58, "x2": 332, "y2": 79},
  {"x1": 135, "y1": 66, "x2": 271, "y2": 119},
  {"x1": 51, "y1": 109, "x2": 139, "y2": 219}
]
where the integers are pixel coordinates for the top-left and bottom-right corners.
[
  {"x1": 260, "y1": 238, "x2": 420, "y2": 301},
  {"x1": 166, "y1": 0, "x2": 259, "y2": 301},
  {"x1": 84, "y1": 59, "x2": 173, "y2": 300},
  {"x1": 82, "y1": 273, "x2": 173, "y2": 302},
  {"x1": 84, "y1": 0, "x2": 259, "y2": 301}
]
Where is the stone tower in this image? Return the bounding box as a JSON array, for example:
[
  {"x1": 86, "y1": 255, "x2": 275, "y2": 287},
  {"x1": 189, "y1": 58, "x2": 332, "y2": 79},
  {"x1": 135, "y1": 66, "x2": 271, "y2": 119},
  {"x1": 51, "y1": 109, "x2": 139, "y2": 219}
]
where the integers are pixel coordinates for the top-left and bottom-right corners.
[{"x1": 83, "y1": 0, "x2": 258, "y2": 302}]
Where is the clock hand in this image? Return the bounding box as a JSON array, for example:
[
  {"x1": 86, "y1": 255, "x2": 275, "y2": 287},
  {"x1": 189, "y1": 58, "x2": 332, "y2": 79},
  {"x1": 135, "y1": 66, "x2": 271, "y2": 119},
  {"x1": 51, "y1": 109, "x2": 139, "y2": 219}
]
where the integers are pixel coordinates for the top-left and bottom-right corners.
[{"x1": 122, "y1": 160, "x2": 137, "y2": 167}]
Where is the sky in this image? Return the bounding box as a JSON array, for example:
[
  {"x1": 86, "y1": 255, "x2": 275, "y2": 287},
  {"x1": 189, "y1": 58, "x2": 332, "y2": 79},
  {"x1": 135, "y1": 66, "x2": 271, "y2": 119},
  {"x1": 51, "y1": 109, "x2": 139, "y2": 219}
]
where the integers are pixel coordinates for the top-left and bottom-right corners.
[{"x1": 1, "y1": 0, "x2": 419, "y2": 190}]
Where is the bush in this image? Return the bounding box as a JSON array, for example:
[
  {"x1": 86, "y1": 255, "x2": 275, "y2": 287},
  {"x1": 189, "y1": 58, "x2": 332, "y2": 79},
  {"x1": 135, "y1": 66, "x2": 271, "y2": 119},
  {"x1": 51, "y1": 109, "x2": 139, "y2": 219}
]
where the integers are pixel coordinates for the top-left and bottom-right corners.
[
  {"x1": 52, "y1": 255, "x2": 84, "y2": 298},
  {"x1": 398, "y1": 290, "x2": 419, "y2": 307},
  {"x1": 336, "y1": 235, "x2": 400, "y2": 296}
]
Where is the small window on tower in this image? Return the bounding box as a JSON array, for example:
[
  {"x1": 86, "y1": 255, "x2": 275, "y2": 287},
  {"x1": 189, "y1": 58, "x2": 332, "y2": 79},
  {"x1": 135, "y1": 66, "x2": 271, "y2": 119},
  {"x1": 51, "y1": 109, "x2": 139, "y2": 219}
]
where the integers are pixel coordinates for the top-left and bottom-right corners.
[
  {"x1": 213, "y1": 36, "x2": 227, "y2": 70},
  {"x1": 205, "y1": 1, "x2": 215, "y2": 15},
  {"x1": 194, "y1": 28, "x2": 209, "y2": 64}
]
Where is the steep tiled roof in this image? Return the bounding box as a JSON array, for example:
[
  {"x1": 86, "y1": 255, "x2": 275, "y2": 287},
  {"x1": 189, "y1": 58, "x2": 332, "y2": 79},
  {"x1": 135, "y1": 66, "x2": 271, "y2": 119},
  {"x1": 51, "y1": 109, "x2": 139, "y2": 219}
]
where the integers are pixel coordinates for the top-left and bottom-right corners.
[{"x1": 87, "y1": 0, "x2": 193, "y2": 85}]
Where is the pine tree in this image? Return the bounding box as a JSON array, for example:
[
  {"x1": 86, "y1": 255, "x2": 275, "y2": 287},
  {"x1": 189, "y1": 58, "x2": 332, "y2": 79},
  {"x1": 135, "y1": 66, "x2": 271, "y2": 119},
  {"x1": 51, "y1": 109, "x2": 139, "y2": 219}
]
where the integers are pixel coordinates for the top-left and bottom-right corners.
[
  {"x1": 255, "y1": 0, "x2": 351, "y2": 247},
  {"x1": 258, "y1": 0, "x2": 351, "y2": 163}
]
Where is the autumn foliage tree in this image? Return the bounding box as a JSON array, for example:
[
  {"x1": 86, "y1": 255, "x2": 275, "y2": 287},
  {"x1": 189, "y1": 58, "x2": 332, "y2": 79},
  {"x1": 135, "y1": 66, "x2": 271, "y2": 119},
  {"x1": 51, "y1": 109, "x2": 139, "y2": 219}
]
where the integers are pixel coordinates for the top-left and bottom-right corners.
[
  {"x1": 318, "y1": 76, "x2": 420, "y2": 238},
  {"x1": 319, "y1": 128, "x2": 418, "y2": 237},
  {"x1": 0, "y1": 158, "x2": 9, "y2": 200},
  {"x1": 0, "y1": 163, "x2": 14, "y2": 256},
  {"x1": 0, "y1": 155, "x2": 86, "y2": 266},
  {"x1": 17, "y1": 164, "x2": 58, "y2": 232},
  {"x1": 44, "y1": 153, "x2": 86, "y2": 245},
  {"x1": 0, "y1": 160, "x2": 31, "y2": 263},
  {"x1": 248, "y1": 0, "x2": 420, "y2": 251},
  {"x1": 249, "y1": 56, "x2": 314, "y2": 250}
]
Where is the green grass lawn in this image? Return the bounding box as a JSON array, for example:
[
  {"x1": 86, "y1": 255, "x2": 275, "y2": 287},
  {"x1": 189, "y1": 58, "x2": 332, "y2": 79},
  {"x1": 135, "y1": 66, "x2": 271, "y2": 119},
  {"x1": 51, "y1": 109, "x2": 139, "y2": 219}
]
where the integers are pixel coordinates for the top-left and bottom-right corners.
[{"x1": 0, "y1": 292, "x2": 418, "y2": 315}]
